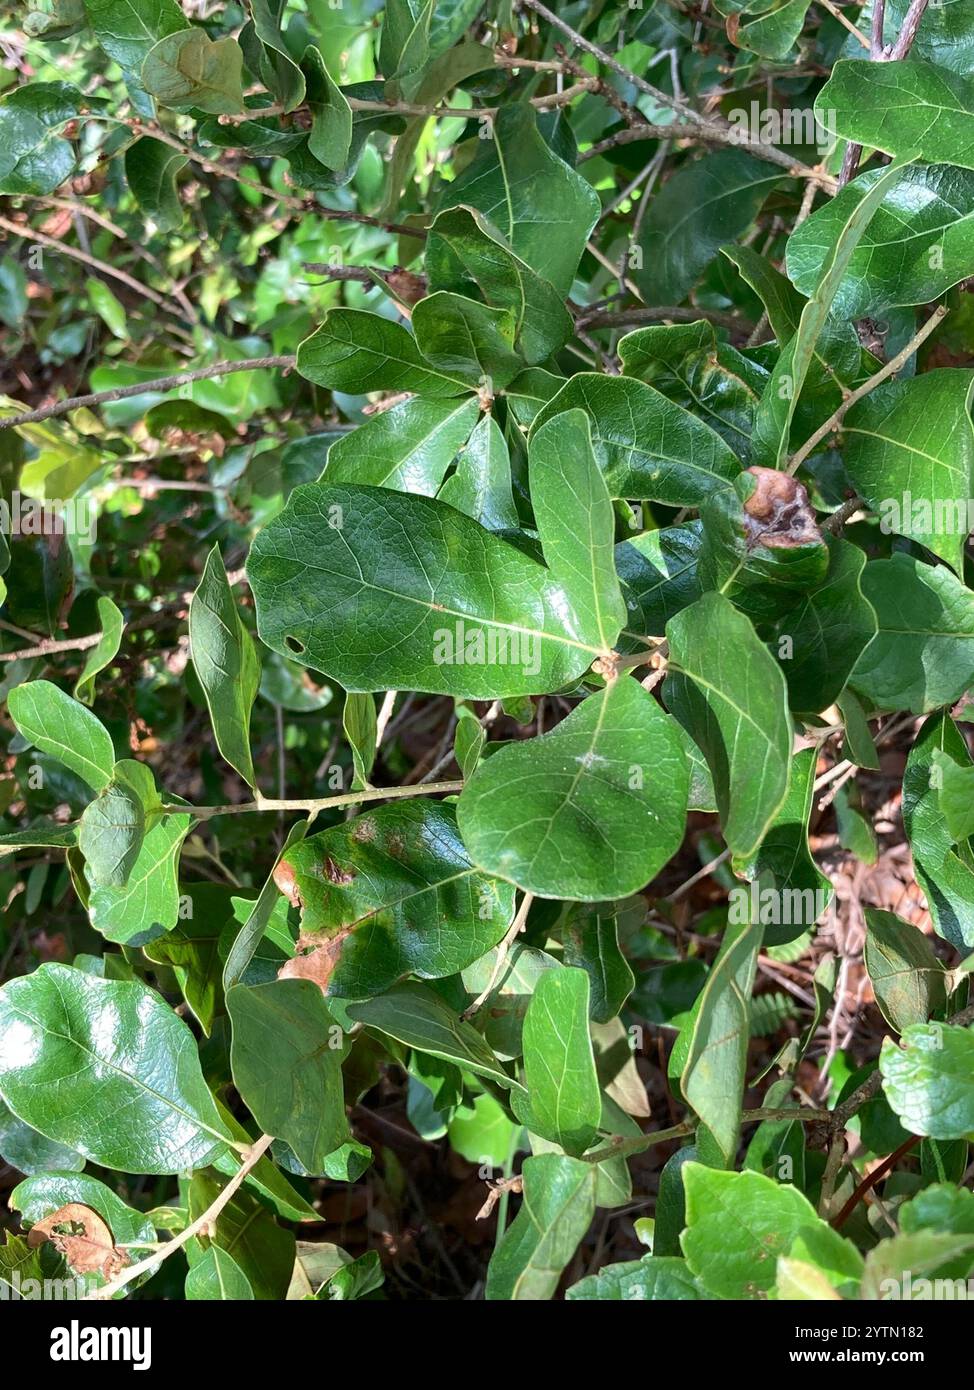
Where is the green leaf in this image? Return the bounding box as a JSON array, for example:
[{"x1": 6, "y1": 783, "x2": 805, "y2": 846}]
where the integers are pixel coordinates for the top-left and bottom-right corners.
[
  {"x1": 851, "y1": 554, "x2": 974, "y2": 714},
  {"x1": 278, "y1": 801, "x2": 514, "y2": 996},
  {"x1": 8, "y1": 679, "x2": 115, "y2": 792},
  {"x1": 734, "y1": 0, "x2": 813, "y2": 59},
  {"x1": 0, "y1": 82, "x2": 79, "y2": 195},
  {"x1": 87, "y1": 807, "x2": 192, "y2": 947},
  {"x1": 457, "y1": 679, "x2": 689, "y2": 900},
  {"x1": 932, "y1": 749, "x2": 974, "y2": 845},
  {"x1": 485, "y1": 1153, "x2": 598, "y2": 1300},
  {"x1": 141, "y1": 29, "x2": 244, "y2": 114},
  {"x1": 787, "y1": 164, "x2": 974, "y2": 317},
  {"x1": 530, "y1": 409, "x2": 626, "y2": 651},
  {"x1": 665, "y1": 593, "x2": 791, "y2": 857},
  {"x1": 242, "y1": 0, "x2": 304, "y2": 112},
  {"x1": 532, "y1": 374, "x2": 740, "y2": 508},
  {"x1": 248, "y1": 481, "x2": 605, "y2": 698},
  {"x1": 325, "y1": 395, "x2": 478, "y2": 496},
  {"x1": 903, "y1": 713, "x2": 974, "y2": 951},
  {"x1": 619, "y1": 321, "x2": 765, "y2": 464},
  {"x1": 188, "y1": 1167, "x2": 294, "y2": 1300},
  {"x1": 442, "y1": 104, "x2": 600, "y2": 297},
  {"x1": 425, "y1": 205, "x2": 573, "y2": 365},
  {"x1": 615, "y1": 523, "x2": 703, "y2": 645},
  {"x1": 222, "y1": 819, "x2": 308, "y2": 990},
  {"x1": 682, "y1": 1164, "x2": 863, "y2": 1299},
  {"x1": 74, "y1": 596, "x2": 124, "y2": 706},
  {"x1": 228, "y1": 980, "x2": 349, "y2": 1172},
  {"x1": 843, "y1": 370, "x2": 974, "y2": 575},
  {"x1": 380, "y1": 0, "x2": 434, "y2": 85},
  {"x1": 561, "y1": 901, "x2": 635, "y2": 1024},
  {"x1": 346, "y1": 980, "x2": 523, "y2": 1091},
  {"x1": 438, "y1": 412, "x2": 518, "y2": 530},
  {"x1": 185, "y1": 1245, "x2": 254, "y2": 1300},
  {"x1": 190, "y1": 545, "x2": 260, "y2": 789},
  {"x1": 0, "y1": 1098, "x2": 84, "y2": 1175},
  {"x1": 753, "y1": 154, "x2": 912, "y2": 468},
  {"x1": 681, "y1": 919, "x2": 762, "y2": 1164},
  {"x1": 411, "y1": 292, "x2": 523, "y2": 390},
  {"x1": 86, "y1": 278, "x2": 128, "y2": 339},
  {"x1": 733, "y1": 748, "x2": 833, "y2": 946},
  {"x1": 302, "y1": 44, "x2": 352, "y2": 171},
  {"x1": 880, "y1": 1023, "x2": 974, "y2": 1140},
  {"x1": 567, "y1": 1255, "x2": 708, "y2": 1301},
  {"x1": 860, "y1": 1229, "x2": 974, "y2": 1299},
  {"x1": 864, "y1": 908, "x2": 948, "y2": 1033},
  {"x1": 0, "y1": 963, "x2": 231, "y2": 1173},
  {"x1": 342, "y1": 691, "x2": 376, "y2": 791},
  {"x1": 817, "y1": 58, "x2": 974, "y2": 170},
  {"x1": 635, "y1": 149, "x2": 783, "y2": 305},
  {"x1": 79, "y1": 758, "x2": 156, "y2": 888},
  {"x1": 513, "y1": 967, "x2": 601, "y2": 1156},
  {"x1": 773, "y1": 538, "x2": 877, "y2": 712},
  {"x1": 142, "y1": 883, "x2": 225, "y2": 1034},
  {"x1": 125, "y1": 138, "x2": 187, "y2": 231},
  {"x1": 83, "y1": 0, "x2": 189, "y2": 77},
  {"x1": 297, "y1": 308, "x2": 470, "y2": 398}
]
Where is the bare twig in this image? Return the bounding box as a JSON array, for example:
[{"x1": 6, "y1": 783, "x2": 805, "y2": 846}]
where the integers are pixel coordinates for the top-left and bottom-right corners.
[
  {"x1": 0, "y1": 356, "x2": 296, "y2": 430},
  {"x1": 0, "y1": 631, "x2": 103, "y2": 664},
  {"x1": 86, "y1": 1134, "x2": 274, "y2": 1300},
  {"x1": 577, "y1": 304, "x2": 755, "y2": 335},
  {"x1": 787, "y1": 306, "x2": 947, "y2": 473}
]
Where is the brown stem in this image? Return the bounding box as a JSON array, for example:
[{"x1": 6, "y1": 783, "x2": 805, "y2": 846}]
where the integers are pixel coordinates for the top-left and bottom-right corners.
[{"x1": 831, "y1": 1136, "x2": 919, "y2": 1230}]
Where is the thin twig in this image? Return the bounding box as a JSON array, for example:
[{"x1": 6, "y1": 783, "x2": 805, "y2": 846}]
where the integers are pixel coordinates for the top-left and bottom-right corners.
[
  {"x1": 0, "y1": 631, "x2": 103, "y2": 664},
  {"x1": 0, "y1": 356, "x2": 296, "y2": 430},
  {"x1": 787, "y1": 306, "x2": 947, "y2": 474},
  {"x1": 86, "y1": 1134, "x2": 274, "y2": 1300},
  {"x1": 162, "y1": 779, "x2": 464, "y2": 821},
  {"x1": 578, "y1": 304, "x2": 755, "y2": 335},
  {"x1": 463, "y1": 892, "x2": 535, "y2": 1020}
]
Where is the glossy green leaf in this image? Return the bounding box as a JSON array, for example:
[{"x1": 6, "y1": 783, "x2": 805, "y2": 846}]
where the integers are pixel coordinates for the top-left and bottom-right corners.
[
  {"x1": 347, "y1": 980, "x2": 523, "y2": 1091},
  {"x1": 185, "y1": 1245, "x2": 254, "y2": 1300},
  {"x1": 843, "y1": 370, "x2": 974, "y2": 575},
  {"x1": 443, "y1": 104, "x2": 600, "y2": 297},
  {"x1": 486, "y1": 1153, "x2": 597, "y2": 1301},
  {"x1": 788, "y1": 164, "x2": 974, "y2": 317},
  {"x1": 851, "y1": 554, "x2": 974, "y2": 714},
  {"x1": 567, "y1": 1255, "x2": 707, "y2": 1301},
  {"x1": 457, "y1": 678, "x2": 689, "y2": 900},
  {"x1": 438, "y1": 412, "x2": 518, "y2": 529},
  {"x1": 532, "y1": 374, "x2": 740, "y2": 508},
  {"x1": 615, "y1": 523, "x2": 703, "y2": 646},
  {"x1": 74, "y1": 596, "x2": 124, "y2": 706},
  {"x1": 84, "y1": 0, "x2": 188, "y2": 75},
  {"x1": 665, "y1": 593, "x2": 791, "y2": 857},
  {"x1": 902, "y1": 713, "x2": 974, "y2": 952},
  {"x1": 411, "y1": 292, "x2": 523, "y2": 391},
  {"x1": 188, "y1": 1167, "x2": 294, "y2": 1300},
  {"x1": 753, "y1": 155, "x2": 911, "y2": 468},
  {"x1": 125, "y1": 138, "x2": 187, "y2": 231},
  {"x1": 296, "y1": 309, "x2": 470, "y2": 398},
  {"x1": 325, "y1": 395, "x2": 478, "y2": 495},
  {"x1": 274, "y1": 801, "x2": 515, "y2": 997},
  {"x1": 773, "y1": 538, "x2": 877, "y2": 712},
  {"x1": 342, "y1": 691, "x2": 376, "y2": 791},
  {"x1": 88, "y1": 806, "x2": 192, "y2": 947},
  {"x1": 190, "y1": 545, "x2": 260, "y2": 788},
  {"x1": 248, "y1": 481, "x2": 606, "y2": 698},
  {"x1": 0, "y1": 82, "x2": 78, "y2": 195},
  {"x1": 228, "y1": 979, "x2": 349, "y2": 1171},
  {"x1": 817, "y1": 59, "x2": 974, "y2": 170},
  {"x1": 0, "y1": 964, "x2": 231, "y2": 1174},
  {"x1": 425, "y1": 205, "x2": 573, "y2": 365},
  {"x1": 635, "y1": 149, "x2": 783, "y2": 305},
  {"x1": 880, "y1": 1023, "x2": 974, "y2": 1140},
  {"x1": 561, "y1": 901, "x2": 635, "y2": 1024},
  {"x1": 529, "y1": 409, "x2": 626, "y2": 652},
  {"x1": 682, "y1": 1164, "x2": 863, "y2": 1299},
  {"x1": 79, "y1": 758, "x2": 156, "y2": 888},
  {"x1": 302, "y1": 43, "x2": 351, "y2": 171},
  {"x1": 513, "y1": 967, "x2": 601, "y2": 1156},
  {"x1": 8, "y1": 679, "x2": 115, "y2": 792},
  {"x1": 682, "y1": 919, "x2": 762, "y2": 1164},
  {"x1": 0, "y1": 1099, "x2": 85, "y2": 1175}
]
